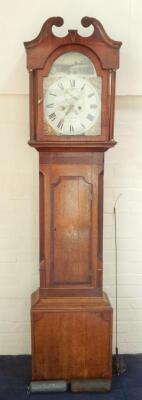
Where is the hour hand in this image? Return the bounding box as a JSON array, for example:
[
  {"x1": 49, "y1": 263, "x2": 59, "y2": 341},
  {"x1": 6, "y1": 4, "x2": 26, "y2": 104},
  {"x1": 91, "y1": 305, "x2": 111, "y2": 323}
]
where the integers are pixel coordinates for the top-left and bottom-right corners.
[{"x1": 60, "y1": 105, "x2": 66, "y2": 111}]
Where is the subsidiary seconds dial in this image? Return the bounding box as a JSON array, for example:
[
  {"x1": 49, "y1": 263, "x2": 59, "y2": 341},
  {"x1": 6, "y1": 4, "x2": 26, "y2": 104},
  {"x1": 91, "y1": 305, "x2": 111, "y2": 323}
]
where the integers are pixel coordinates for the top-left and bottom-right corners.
[{"x1": 44, "y1": 75, "x2": 101, "y2": 135}]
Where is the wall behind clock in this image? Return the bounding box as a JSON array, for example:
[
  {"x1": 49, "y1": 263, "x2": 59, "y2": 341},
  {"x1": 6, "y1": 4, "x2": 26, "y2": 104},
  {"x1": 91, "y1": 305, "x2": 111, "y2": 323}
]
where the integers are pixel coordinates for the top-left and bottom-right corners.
[{"x1": 0, "y1": 0, "x2": 142, "y2": 354}]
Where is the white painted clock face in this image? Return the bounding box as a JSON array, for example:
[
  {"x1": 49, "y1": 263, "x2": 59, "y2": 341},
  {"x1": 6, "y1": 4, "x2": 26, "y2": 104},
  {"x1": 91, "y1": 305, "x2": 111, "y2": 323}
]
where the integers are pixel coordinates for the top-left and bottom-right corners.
[{"x1": 44, "y1": 75, "x2": 101, "y2": 135}]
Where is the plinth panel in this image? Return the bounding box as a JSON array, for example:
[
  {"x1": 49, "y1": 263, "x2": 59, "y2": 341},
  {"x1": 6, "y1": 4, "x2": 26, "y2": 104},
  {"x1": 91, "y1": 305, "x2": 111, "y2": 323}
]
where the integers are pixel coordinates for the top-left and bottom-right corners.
[{"x1": 31, "y1": 293, "x2": 112, "y2": 381}]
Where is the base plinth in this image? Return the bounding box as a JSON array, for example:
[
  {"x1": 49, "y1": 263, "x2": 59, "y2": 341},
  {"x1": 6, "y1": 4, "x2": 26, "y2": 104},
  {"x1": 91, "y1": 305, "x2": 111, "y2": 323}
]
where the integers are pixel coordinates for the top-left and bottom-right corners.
[{"x1": 31, "y1": 290, "x2": 112, "y2": 391}]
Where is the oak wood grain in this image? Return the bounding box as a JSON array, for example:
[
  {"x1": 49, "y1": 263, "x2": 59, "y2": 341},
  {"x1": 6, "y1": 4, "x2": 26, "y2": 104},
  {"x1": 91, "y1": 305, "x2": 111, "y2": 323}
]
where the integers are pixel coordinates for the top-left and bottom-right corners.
[
  {"x1": 24, "y1": 17, "x2": 121, "y2": 387},
  {"x1": 31, "y1": 291, "x2": 112, "y2": 380}
]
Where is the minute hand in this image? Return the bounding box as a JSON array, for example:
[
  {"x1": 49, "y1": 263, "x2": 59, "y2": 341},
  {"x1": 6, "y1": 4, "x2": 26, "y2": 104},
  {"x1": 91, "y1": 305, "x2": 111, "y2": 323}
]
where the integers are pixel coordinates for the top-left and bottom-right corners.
[{"x1": 65, "y1": 104, "x2": 74, "y2": 116}]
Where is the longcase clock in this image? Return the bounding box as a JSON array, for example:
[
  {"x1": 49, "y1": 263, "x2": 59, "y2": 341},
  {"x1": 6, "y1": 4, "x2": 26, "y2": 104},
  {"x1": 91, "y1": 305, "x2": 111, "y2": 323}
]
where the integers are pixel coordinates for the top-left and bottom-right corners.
[{"x1": 24, "y1": 17, "x2": 121, "y2": 392}]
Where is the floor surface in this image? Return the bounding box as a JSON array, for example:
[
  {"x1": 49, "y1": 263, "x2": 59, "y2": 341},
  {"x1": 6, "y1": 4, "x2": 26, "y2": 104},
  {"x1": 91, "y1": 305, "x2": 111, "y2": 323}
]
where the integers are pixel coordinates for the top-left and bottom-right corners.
[{"x1": 0, "y1": 355, "x2": 142, "y2": 399}]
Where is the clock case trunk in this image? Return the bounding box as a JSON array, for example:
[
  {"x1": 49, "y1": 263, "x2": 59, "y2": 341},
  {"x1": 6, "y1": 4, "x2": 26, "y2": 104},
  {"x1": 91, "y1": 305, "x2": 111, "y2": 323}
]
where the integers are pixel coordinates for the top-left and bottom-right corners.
[
  {"x1": 32, "y1": 151, "x2": 113, "y2": 386},
  {"x1": 24, "y1": 17, "x2": 121, "y2": 391}
]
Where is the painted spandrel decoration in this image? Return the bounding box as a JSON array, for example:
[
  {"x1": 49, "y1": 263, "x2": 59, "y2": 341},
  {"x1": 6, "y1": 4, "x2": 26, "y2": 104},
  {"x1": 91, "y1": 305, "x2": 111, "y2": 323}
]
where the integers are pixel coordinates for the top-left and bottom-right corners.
[{"x1": 43, "y1": 52, "x2": 102, "y2": 136}]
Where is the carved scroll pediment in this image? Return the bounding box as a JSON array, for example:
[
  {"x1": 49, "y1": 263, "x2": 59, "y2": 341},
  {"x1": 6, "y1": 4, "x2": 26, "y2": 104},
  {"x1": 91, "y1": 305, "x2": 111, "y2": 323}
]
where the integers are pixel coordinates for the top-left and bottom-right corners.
[
  {"x1": 24, "y1": 16, "x2": 122, "y2": 70},
  {"x1": 24, "y1": 16, "x2": 122, "y2": 49}
]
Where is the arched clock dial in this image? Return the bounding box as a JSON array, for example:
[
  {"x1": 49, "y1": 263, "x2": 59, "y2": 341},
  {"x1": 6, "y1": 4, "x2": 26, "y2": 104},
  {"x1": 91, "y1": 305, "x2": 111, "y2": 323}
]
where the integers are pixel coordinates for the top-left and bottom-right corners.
[
  {"x1": 44, "y1": 75, "x2": 101, "y2": 135},
  {"x1": 43, "y1": 51, "x2": 102, "y2": 136}
]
